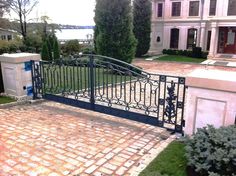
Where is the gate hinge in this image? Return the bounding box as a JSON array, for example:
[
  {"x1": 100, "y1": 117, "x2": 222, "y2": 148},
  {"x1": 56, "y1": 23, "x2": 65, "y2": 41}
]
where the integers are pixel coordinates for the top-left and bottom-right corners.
[{"x1": 182, "y1": 120, "x2": 186, "y2": 127}]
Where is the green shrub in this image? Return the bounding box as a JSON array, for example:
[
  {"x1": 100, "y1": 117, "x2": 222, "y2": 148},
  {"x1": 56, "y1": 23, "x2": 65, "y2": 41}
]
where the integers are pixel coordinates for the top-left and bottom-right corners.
[
  {"x1": 0, "y1": 40, "x2": 23, "y2": 54},
  {"x1": 41, "y1": 34, "x2": 60, "y2": 60},
  {"x1": 202, "y1": 52, "x2": 209, "y2": 59},
  {"x1": 81, "y1": 47, "x2": 95, "y2": 54},
  {"x1": 182, "y1": 50, "x2": 188, "y2": 56},
  {"x1": 24, "y1": 33, "x2": 43, "y2": 53},
  {"x1": 192, "y1": 47, "x2": 202, "y2": 58},
  {"x1": 162, "y1": 48, "x2": 208, "y2": 59},
  {"x1": 162, "y1": 49, "x2": 167, "y2": 54},
  {"x1": 53, "y1": 39, "x2": 60, "y2": 60},
  {"x1": 41, "y1": 42, "x2": 50, "y2": 60},
  {"x1": 61, "y1": 40, "x2": 81, "y2": 56},
  {"x1": 185, "y1": 125, "x2": 236, "y2": 176},
  {"x1": 186, "y1": 50, "x2": 193, "y2": 57},
  {"x1": 177, "y1": 50, "x2": 184, "y2": 56}
]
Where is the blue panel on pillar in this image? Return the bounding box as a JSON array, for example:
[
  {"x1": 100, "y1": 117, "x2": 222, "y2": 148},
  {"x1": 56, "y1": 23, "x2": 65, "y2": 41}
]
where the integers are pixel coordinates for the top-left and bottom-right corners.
[
  {"x1": 24, "y1": 61, "x2": 31, "y2": 71},
  {"x1": 27, "y1": 86, "x2": 33, "y2": 96}
]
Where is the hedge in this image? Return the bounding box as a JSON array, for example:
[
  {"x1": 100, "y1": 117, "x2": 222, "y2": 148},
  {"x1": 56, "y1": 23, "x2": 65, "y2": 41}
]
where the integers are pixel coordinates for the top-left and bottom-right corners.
[{"x1": 162, "y1": 47, "x2": 208, "y2": 59}]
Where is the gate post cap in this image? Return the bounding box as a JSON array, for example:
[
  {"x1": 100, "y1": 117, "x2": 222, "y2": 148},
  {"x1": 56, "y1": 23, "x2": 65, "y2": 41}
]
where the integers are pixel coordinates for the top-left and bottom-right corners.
[
  {"x1": 186, "y1": 69, "x2": 236, "y2": 93},
  {"x1": 0, "y1": 53, "x2": 41, "y2": 63}
]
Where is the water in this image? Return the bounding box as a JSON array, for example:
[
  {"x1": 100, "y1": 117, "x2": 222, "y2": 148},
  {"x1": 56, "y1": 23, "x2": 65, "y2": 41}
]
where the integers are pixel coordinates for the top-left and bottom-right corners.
[{"x1": 55, "y1": 29, "x2": 94, "y2": 40}]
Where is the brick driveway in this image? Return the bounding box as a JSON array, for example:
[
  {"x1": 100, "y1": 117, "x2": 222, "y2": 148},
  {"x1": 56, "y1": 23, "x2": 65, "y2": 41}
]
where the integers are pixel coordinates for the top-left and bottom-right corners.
[
  {"x1": 0, "y1": 101, "x2": 173, "y2": 176},
  {"x1": 133, "y1": 59, "x2": 236, "y2": 76}
]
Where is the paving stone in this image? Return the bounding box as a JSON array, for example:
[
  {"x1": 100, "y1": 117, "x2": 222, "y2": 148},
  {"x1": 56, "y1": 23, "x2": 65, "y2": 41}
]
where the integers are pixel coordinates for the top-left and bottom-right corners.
[
  {"x1": 116, "y1": 166, "x2": 128, "y2": 175},
  {"x1": 84, "y1": 160, "x2": 95, "y2": 167},
  {"x1": 65, "y1": 157, "x2": 80, "y2": 166},
  {"x1": 0, "y1": 101, "x2": 172, "y2": 175},
  {"x1": 96, "y1": 158, "x2": 107, "y2": 166},
  {"x1": 48, "y1": 173, "x2": 61, "y2": 176},
  {"x1": 93, "y1": 171, "x2": 103, "y2": 176},
  {"x1": 27, "y1": 162, "x2": 38, "y2": 168},
  {"x1": 124, "y1": 160, "x2": 135, "y2": 168},
  {"x1": 25, "y1": 171, "x2": 38, "y2": 176},
  {"x1": 5, "y1": 159, "x2": 17, "y2": 166},
  {"x1": 84, "y1": 165, "x2": 98, "y2": 174},
  {"x1": 76, "y1": 156, "x2": 87, "y2": 163},
  {"x1": 98, "y1": 167, "x2": 113, "y2": 175},
  {"x1": 104, "y1": 152, "x2": 115, "y2": 160},
  {"x1": 104, "y1": 163, "x2": 117, "y2": 170}
]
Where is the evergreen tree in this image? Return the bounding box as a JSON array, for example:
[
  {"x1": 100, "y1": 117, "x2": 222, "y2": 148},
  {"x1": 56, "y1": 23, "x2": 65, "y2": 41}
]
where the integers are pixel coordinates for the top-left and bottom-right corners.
[
  {"x1": 94, "y1": 0, "x2": 137, "y2": 63},
  {"x1": 46, "y1": 35, "x2": 53, "y2": 60},
  {"x1": 41, "y1": 42, "x2": 50, "y2": 60},
  {"x1": 53, "y1": 38, "x2": 60, "y2": 60},
  {"x1": 94, "y1": 26, "x2": 99, "y2": 53},
  {"x1": 133, "y1": 0, "x2": 151, "y2": 57},
  {"x1": 41, "y1": 34, "x2": 60, "y2": 60}
]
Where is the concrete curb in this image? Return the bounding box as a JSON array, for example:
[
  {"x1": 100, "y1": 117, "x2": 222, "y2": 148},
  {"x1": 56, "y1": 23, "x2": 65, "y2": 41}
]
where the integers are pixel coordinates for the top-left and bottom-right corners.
[
  {"x1": 134, "y1": 59, "x2": 236, "y2": 68},
  {"x1": 134, "y1": 58, "x2": 204, "y2": 65},
  {"x1": 0, "y1": 99, "x2": 46, "y2": 109}
]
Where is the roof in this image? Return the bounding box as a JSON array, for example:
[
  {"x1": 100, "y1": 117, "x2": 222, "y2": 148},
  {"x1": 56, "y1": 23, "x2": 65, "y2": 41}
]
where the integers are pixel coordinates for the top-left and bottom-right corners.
[{"x1": 0, "y1": 28, "x2": 17, "y2": 33}]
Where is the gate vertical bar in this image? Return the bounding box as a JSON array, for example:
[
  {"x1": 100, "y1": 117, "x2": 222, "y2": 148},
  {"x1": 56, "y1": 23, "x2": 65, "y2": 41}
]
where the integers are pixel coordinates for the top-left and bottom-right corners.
[
  {"x1": 179, "y1": 79, "x2": 186, "y2": 134},
  {"x1": 31, "y1": 60, "x2": 36, "y2": 100},
  {"x1": 89, "y1": 55, "x2": 95, "y2": 110}
]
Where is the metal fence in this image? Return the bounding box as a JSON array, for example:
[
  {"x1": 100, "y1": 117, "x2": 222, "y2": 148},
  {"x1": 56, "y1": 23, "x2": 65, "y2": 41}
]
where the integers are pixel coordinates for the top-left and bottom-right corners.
[
  {"x1": 32, "y1": 55, "x2": 186, "y2": 133},
  {"x1": 0, "y1": 63, "x2": 4, "y2": 93}
]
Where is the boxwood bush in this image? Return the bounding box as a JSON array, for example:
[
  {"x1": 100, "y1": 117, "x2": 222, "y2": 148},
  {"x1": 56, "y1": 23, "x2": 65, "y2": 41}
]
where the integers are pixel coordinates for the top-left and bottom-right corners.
[
  {"x1": 162, "y1": 48, "x2": 208, "y2": 59},
  {"x1": 0, "y1": 40, "x2": 21, "y2": 54},
  {"x1": 185, "y1": 125, "x2": 236, "y2": 176}
]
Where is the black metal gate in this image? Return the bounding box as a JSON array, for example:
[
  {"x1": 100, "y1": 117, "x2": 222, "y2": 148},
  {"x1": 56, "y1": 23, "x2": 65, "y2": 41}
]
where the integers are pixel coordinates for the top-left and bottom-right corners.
[
  {"x1": 0, "y1": 63, "x2": 4, "y2": 93},
  {"x1": 31, "y1": 55, "x2": 186, "y2": 133}
]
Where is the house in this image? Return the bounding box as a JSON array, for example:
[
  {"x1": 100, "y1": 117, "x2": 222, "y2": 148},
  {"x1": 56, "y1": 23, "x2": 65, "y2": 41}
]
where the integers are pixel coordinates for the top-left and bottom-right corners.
[
  {"x1": 149, "y1": 0, "x2": 236, "y2": 59},
  {"x1": 0, "y1": 28, "x2": 15, "y2": 41}
]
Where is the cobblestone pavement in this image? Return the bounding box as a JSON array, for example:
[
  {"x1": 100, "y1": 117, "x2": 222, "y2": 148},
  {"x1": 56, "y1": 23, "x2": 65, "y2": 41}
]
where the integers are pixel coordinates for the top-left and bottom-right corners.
[
  {"x1": 133, "y1": 59, "x2": 236, "y2": 76},
  {"x1": 0, "y1": 101, "x2": 174, "y2": 176}
]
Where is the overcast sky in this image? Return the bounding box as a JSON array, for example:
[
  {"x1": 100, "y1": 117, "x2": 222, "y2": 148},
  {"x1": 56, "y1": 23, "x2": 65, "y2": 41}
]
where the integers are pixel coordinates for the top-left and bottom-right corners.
[
  {"x1": 37, "y1": 0, "x2": 96, "y2": 25},
  {"x1": 8, "y1": 0, "x2": 96, "y2": 25}
]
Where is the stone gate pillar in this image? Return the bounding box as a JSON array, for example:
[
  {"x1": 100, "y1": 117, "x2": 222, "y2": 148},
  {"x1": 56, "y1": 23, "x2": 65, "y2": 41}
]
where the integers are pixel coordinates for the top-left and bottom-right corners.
[
  {"x1": 0, "y1": 53, "x2": 41, "y2": 100},
  {"x1": 184, "y1": 69, "x2": 236, "y2": 135}
]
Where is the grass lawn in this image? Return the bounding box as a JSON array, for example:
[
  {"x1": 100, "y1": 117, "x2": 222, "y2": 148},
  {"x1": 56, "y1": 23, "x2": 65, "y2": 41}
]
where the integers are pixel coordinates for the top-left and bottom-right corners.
[
  {"x1": 42, "y1": 65, "x2": 134, "y2": 94},
  {"x1": 155, "y1": 55, "x2": 206, "y2": 63},
  {"x1": 139, "y1": 141, "x2": 187, "y2": 176},
  {"x1": 0, "y1": 96, "x2": 15, "y2": 104}
]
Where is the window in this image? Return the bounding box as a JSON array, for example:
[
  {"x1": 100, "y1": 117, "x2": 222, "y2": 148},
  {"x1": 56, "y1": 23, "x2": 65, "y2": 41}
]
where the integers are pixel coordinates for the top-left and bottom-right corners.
[
  {"x1": 189, "y1": 1, "x2": 199, "y2": 16},
  {"x1": 187, "y1": 28, "x2": 197, "y2": 49},
  {"x1": 207, "y1": 31, "x2": 212, "y2": 51},
  {"x1": 157, "y1": 3, "x2": 163, "y2": 17},
  {"x1": 172, "y1": 2, "x2": 181, "y2": 16},
  {"x1": 7, "y1": 35, "x2": 12, "y2": 41},
  {"x1": 1, "y1": 35, "x2": 6, "y2": 40},
  {"x1": 209, "y1": 0, "x2": 217, "y2": 16},
  {"x1": 228, "y1": 0, "x2": 236, "y2": 15},
  {"x1": 170, "y1": 28, "x2": 179, "y2": 49}
]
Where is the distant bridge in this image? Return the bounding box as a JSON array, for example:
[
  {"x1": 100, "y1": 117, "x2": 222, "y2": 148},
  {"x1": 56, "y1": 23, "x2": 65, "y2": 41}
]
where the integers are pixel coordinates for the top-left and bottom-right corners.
[
  {"x1": 59, "y1": 25, "x2": 95, "y2": 30},
  {"x1": 58, "y1": 39, "x2": 93, "y2": 44}
]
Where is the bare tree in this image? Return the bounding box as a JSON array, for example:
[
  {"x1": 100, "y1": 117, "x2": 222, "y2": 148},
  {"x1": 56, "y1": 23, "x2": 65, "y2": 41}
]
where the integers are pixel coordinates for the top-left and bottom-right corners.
[
  {"x1": 0, "y1": 0, "x2": 11, "y2": 17},
  {"x1": 7, "y1": 0, "x2": 38, "y2": 40},
  {"x1": 40, "y1": 15, "x2": 51, "y2": 39}
]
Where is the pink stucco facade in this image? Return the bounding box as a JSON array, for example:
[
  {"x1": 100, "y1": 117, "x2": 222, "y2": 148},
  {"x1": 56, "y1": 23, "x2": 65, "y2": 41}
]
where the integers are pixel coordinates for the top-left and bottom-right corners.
[
  {"x1": 184, "y1": 69, "x2": 236, "y2": 135},
  {"x1": 150, "y1": 0, "x2": 236, "y2": 60}
]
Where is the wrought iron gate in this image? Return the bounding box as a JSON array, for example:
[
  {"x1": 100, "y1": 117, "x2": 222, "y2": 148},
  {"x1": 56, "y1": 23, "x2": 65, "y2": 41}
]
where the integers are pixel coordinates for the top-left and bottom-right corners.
[
  {"x1": 0, "y1": 63, "x2": 4, "y2": 93},
  {"x1": 31, "y1": 55, "x2": 186, "y2": 133}
]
